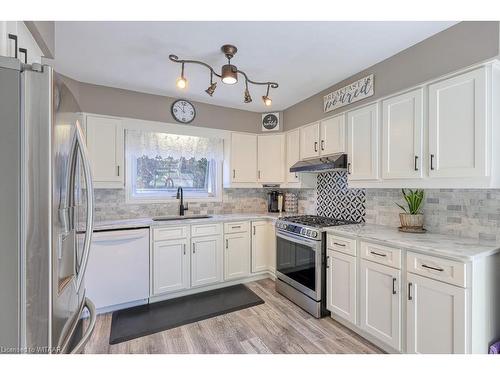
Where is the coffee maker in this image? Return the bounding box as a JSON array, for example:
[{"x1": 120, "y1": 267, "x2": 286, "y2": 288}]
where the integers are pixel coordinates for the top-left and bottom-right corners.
[{"x1": 267, "y1": 191, "x2": 283, "y2": 213}]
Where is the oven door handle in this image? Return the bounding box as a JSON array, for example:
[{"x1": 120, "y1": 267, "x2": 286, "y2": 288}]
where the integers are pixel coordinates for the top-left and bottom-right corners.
[{"x1": 276, "y1": 230, "x2": 321, "y2": 249}]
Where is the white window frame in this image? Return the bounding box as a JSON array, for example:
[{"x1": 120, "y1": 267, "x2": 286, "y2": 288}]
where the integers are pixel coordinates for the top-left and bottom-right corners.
[{"x1": 123, "y1": 118, "x2": 227, "y2": 204}]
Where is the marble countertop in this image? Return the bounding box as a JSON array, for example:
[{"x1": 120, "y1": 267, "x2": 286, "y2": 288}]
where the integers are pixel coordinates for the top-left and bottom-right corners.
[
  {"x1": 92, "y1": 213, "x2": 285, "y2": 231},
  {"x1": 325, "y1": 223, "x2": 500, "y2": 261}
]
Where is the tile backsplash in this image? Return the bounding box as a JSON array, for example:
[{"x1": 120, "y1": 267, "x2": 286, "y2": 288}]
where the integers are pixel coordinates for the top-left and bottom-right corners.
[{"x1": 93, "y1": 188, "x2": 316, "y2": 222}]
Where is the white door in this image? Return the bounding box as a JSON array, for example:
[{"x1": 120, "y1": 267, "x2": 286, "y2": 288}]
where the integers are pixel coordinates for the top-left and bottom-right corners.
[
  {"x1": 257, "y1": 134, "x2": 285, "y2": 183},
  {"x1": 224, "y1": 232, "x2": 251, "y2": 281},
  {"x1": 382, "y1": 89, "x2": 424, "y2": 179},
  {"x1": 191, "y1": 235, "x2": 223, "y2": 287},
  {"x1": 360, "y1": 259, "x2": 401, "y2": 350},
  {"x1": 299, "y1": 122, "x2": 320, "y2": 160},
  {"x1": 326, "y1": 250, "x2": 356, "y2": 324},
  {"x1": 320, "y1": 114, "x2": 346, "y2": 156},
  {"x1": 347, "y1": 103, "x2": 379, "y2": 180},
  {"x1": 153, "y1": 238, "x2": 190, "y2": 295},
  {"x1": 230, "y1": 132, "x2": 258, "y2": 183},
  {"x1": 251, "y1": 221, "x2": 269, "y2": 273},
  {"x1": 428, "y1": 67, "x2": 488, "y2": 178},
  {"x1": 407, "y1": 273, "x2": 467, "y2": 354},
  {"x1": 85, "y1": 115, "x2": 124, "y2": 188},
  {"x1": 286, "y1": 129, "x2": 301, "y2": 184}
]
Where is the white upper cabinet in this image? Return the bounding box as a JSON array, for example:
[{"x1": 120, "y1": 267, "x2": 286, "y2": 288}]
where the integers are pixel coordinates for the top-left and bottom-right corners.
[
  {"x1": 300, "y1": 122, "x2": 320, "y2": 160},
  {"x1": 320, "y1": 114, "x2": 346, "y2": 155},
  {"x1": 286, "y1": 129, "x2": 301, "y2": 184},
  {"x1": 230, "y1": 132, "x2": 258, "y2": 183},
  {"x1": 347, "y1": 103, "x2": 379, "y2": 181},
  {"x1": 382, "y1": 89, "x2": 424, "y2": 179},
  {"x1": 257, "y1": 134, "x2": 285, "y2": 183},
  {"x1": 428, "y1": 67, "x2": 488, "y2": 178},
  {"x1": 407, "y1": 273, "x2": 467, "y2": 354},
  {"x1": 85, "y1": 115, "x2": 124, "y2": 188}
]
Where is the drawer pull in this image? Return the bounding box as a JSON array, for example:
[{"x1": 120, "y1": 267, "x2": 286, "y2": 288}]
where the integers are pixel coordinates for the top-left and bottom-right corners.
[
  {"x1": 333, "y1": 242, "x2": 346, "y2": 247},
  {"x1": 226, "y1": 239, "x2": 228, "y2": 249},
  {"x1": 370, "y1": 250, "x2": 387, "y2": 257},
  {"x1": 183, "y1": 244, "x2": 186, "y2": 255},
  {"x1": 408, "y1": 282, "x2": 413, "y2": 301},
  {"x1": 392, "y1": 277, "x2": 397, "y2": 295},
  {"x1": 231, "y1": 226, "x2": 241, "y2": 229},
  {"x1": 421, "y1": 264, "x2": 444, "y2": 272},
  {"x1": 326, "y1": 255, "x2": 330, "y2": 269}
]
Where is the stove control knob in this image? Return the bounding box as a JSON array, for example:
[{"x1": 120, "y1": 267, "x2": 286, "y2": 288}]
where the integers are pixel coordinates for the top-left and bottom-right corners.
[
  {"x1": 301, "y1": 228, "x2": 306, "y2": 235},
  {"x1": 312, "y1": 231, "x2": 318, "y2": 238},
  {"x1": 306, "y1": 230, "x2": 311, "y2": 236}
]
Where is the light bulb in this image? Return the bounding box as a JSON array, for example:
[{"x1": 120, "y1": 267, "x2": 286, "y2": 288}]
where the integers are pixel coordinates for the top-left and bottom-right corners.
[
  {"x1": 262, "y1": 96, "x2": 272, "y2": 106},
  {"x1": 176, "y1": 76, "x2": 187, "y2": 89}
]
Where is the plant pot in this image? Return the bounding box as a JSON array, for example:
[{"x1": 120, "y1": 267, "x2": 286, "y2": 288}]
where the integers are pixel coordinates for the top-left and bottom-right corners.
[{"x1": 399, "y1": 213, "x2": 424, "y2": 229}]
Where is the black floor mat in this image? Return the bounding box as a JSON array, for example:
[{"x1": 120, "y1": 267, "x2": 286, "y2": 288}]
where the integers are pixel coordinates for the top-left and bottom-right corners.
[{"x1": 109, "y1": 284, "x2": 264, "y2": 345}]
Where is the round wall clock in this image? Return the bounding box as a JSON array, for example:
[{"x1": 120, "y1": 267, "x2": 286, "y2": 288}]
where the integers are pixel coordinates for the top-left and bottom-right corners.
[{"x1": 171, "y1": 99, "x2": 196, "y2": 124}]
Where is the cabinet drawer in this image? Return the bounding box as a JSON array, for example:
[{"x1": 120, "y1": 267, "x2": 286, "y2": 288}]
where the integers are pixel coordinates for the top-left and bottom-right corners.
[
  {"x1": 154, "y1": 226, "x2": 189, "y2": 241},
  {"x1": 407, "y1": 252, "x2": 466, "y2": 288},
  {"x1": 360, "y1": 241, "x2": 401, "y2": 269},
  {"x1": 191, "y1": 223, "x2": 222, "y2": 238},
  {"x1": 327, "y1": 235, "x2": 357, "y2": 256},
  {"x1": 224, "y1": 221, "x2": 250, "y2": 234}
]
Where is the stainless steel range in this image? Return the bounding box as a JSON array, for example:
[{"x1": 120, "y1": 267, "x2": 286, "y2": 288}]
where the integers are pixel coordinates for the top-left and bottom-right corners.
[{"x1": 275, "y1": 215, "x2": 354, "y2": 318}]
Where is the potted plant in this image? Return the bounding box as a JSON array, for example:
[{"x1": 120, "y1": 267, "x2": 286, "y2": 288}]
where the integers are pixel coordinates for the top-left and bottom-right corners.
[{"x1": 396, "y1": 189, "x2": 425, "y2": 232}]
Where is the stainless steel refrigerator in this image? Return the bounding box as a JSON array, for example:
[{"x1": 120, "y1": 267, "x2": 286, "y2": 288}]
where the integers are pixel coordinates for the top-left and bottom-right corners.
[{"x1": 0, "y1": 56, "x2": 96, "y2": 353}]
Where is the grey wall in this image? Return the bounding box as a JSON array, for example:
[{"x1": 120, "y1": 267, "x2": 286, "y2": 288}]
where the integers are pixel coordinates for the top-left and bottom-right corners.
[
  {"x1": 283, "y1": 21, "x2": 500, "y2": 130},
  {"x1": 24, "y1": 21, "x2": 55, "y2": 59}
]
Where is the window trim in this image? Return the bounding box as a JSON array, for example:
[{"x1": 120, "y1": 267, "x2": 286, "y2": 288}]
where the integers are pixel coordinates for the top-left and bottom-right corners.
[{"x1": 124, "y1": 131, "x2": 224, "y2": 204}]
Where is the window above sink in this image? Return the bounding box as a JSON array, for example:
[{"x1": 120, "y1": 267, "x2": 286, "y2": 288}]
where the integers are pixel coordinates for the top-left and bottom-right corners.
[{"x1": 125, "y1": 129, "x2": 223, "y2": 203}]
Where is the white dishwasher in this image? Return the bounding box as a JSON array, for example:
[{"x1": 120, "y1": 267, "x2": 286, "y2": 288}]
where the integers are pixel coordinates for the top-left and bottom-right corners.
[{"x1": 86, "y1": 228, "x2": 150, "y2": 313}]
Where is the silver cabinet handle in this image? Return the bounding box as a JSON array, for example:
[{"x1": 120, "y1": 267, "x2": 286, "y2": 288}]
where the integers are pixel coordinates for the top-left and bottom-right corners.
[
  {"x1": 233, "y1": 169, "x2": 236, "y2": 178},
  {"x1": 314, "y1": 141, "x2": 318, "y2": 152},
  {"x1": 226, "y1": 239, "x2": 229, "y2": 249},
  {"x1": 408, "y1": 282, "x2": 413, "y2": 301},
  {"x1": 117, "y1": 165, "x2": 120, "y2": 176},
  {"x1": 430, "y1": 154, "x2": 435, "y2": 170},
  {"x1": 321, "y1": 139, "x2": 325, "y2": 151},
  {"x1": 258, "y1": 170, "x2": 261, "y2": 179},
  {"x1": 347, "y1": 162, "x2": 351, "y2": 175},
  {"x1": 414, "y1": 155, "x2": 419, "y2": 171},
  {"x1": 193, "y1": 242, "x2": 196, "y2": 253},
  {"x1": 370, "y1": 250, "x2": 387, "y2": 257},
  {"x1": 421, "y1": 264, "x2": 444, "y2": 272},
  {"x1": 326, "y1": 255, "x2": 330, "y2": 269},
  {"x1": 253, "y1": 226, "x2": 256, "y2": 236},
  {"x1": 392, "y1": 278, "x2": 397, "y2": 295},
  {"x1": 333, "y1": 242, "x2": 346, "y2": 247},
  {"x1": 231, "y1": 226, "x2": 241, "y2": 229},
  {"x1": 183, "y1": 243, "x2": 186, "y2": 255}
]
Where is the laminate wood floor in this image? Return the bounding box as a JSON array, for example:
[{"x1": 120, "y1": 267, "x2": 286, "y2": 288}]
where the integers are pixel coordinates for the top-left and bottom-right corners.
[{"x1": 83, "y1": 278, "x2": 383, "y2": 354}]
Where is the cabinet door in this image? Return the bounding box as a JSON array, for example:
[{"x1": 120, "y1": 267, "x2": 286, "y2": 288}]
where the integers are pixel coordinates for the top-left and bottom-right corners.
[
  {"x1": 326, "y1": 250, "x2": 356, "y2": 324},
  {"x1": 251, "y1": 221, "x2": 269, "y2": 273},
  {"x1": 267, "y1": 223, "x2": 276, "y2": 274},
  {"x1": 299, "y1": 122, "x2": 320, "y2": 160},
  {"x1": 428, "y1": 68, "x2": 487, "y2": 178},
  {"x1": 153, "y1": 238, "x2": 190, "y2": 295},
  {"x1": 347, "y1": 103, "x2": 379, "y2": 180},
  {"x1": 191, "y1": 235, "x2": 223, "y2": 288},
  {"x1": 230, "y1": 132, "x2": 258, "y2": 183},
  {"x1": 224, "y1": 232, "x2": 251, "y2": 281},
  {"x1": 85, "y1": 115, "x2": 124, "y2": 188},
  {"x1": 382, "y1": 89, "x2": 423, "y2": 179},
  {"x1": 407, "y1": 273, "x2": 467, "y2": 354},
  {"x1": 360, "y1": 259, "x2": 401, "y2": 350},
  {"x1": 286, "y1": 129, "x2": 301, "y2": 184},
  {"x1": 257, "y1": 134, "x2": 285, "y2": 183},
  {"x1": 320, "y1": 114, "x2": 345, "y2": 156}
]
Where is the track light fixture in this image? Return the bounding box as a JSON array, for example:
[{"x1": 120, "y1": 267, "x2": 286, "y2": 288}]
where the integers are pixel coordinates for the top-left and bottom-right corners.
[
  {"x1": 205, "y1": 72, "x2": 217, "y2": 96},
  {"x1": 169, "y1": 44, "x2": 278, "y2": 107}
]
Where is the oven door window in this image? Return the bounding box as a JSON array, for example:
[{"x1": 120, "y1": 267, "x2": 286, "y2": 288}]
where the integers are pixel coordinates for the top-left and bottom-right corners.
[{"x1": 277, "y1": 236, "x2": 316, "y2": 292}]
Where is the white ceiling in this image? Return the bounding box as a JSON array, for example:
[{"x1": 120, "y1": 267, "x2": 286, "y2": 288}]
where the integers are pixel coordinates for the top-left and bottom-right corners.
[{"x1": 54, "y1": 21, "x2": 457, "y2": 112}]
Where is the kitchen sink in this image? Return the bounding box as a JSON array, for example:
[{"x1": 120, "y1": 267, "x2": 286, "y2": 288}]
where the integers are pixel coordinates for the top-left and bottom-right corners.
[{"x1": 152, "y1": 215, "x2": 213, "y2": 221}]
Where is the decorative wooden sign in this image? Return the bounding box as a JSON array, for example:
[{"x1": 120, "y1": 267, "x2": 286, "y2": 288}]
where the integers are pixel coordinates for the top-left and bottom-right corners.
[
  {"x1": 323, "y1": 74, "x2": 374, "y2": 113},
  {"x1": 261, "y1": 112, "x2": 280, "y2": 132}
]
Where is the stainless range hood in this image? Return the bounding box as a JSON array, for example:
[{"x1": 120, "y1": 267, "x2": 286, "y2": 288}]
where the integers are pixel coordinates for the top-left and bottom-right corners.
[{"x1": 289, "y1": 153, "x2": 348, "y2": 173}]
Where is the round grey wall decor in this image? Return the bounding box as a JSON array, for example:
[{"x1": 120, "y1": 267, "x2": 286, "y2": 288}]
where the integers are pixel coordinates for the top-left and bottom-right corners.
[{"x1": 261, "y1": 112, "x2": 280, "y2": 132}]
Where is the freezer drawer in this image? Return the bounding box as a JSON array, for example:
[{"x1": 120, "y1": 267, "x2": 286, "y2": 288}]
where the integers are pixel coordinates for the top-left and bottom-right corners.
[{"x1": 86, "y1": 228, "x2": 150, "y2": 312}]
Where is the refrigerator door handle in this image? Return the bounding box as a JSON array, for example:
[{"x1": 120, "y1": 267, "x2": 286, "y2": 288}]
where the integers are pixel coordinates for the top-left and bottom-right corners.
[
  {"x1": 69, "y1": 298, "x2": 96, "y2": 354},
  {"x1": 74, "y1": 120, "x2": 95, "y2": 291}
]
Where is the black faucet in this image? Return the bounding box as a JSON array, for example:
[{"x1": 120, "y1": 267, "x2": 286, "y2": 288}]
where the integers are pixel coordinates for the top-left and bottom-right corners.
[{"x1": 176, "y1": 187, "x2": 188, "y2": 216}]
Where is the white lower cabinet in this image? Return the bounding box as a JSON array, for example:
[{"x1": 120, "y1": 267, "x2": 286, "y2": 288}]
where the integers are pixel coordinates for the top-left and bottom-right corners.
[
  {"x1": 406, "y1": 273, "x2": 466, "y2": 354},
  {"x1": 252, "y1": 221, "x2": 275, "y2": 273},
  {"x1": 224, "y1": 231, "x2": 251, "y2": 281},
  {"x1": 153, "y1": 238, "x2": 190, "y2": 295},
  {"x1": 359, "y1": 259, "x2": 402, "y2": 351},
  {"x1": 191, "y1": 235, "x2": 223, "y2": 288},
  {"x1": 326, "y1": 249, "x2": 356, "y2": 324}
]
